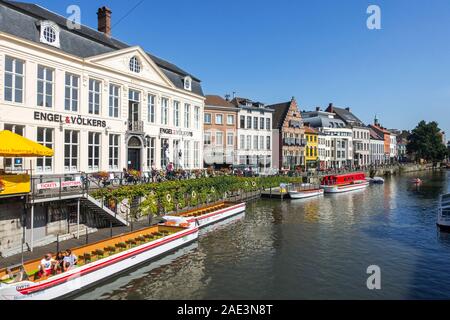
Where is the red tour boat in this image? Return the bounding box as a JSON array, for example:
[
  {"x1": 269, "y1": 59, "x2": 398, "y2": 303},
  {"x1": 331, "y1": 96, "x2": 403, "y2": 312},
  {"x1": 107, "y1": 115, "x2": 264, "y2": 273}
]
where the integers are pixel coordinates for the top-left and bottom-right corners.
[{"x1": 321, "y1": 172, "x2": 370, "y2": 194}]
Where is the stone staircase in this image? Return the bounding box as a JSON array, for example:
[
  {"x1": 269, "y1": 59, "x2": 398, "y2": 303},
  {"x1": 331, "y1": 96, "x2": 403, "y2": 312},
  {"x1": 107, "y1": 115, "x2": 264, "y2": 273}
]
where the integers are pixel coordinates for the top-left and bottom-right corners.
[{"x1": 81, "y1": 195, "x2": 129, "y2": 227}]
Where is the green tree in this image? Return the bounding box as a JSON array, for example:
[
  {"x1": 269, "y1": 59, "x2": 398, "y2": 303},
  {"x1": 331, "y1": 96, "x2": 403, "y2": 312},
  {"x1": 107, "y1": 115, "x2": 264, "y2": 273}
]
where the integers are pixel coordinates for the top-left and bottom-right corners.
[{"x1": 407, "y1": 121, "x2": 447, "y2": 164}]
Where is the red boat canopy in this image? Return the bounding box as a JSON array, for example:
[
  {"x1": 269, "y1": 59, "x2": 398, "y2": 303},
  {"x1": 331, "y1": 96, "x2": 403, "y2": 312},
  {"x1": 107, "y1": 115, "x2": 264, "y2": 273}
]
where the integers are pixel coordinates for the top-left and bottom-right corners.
[{"x1": 321, "y1": 172, "x2": 366, "y2": 186}]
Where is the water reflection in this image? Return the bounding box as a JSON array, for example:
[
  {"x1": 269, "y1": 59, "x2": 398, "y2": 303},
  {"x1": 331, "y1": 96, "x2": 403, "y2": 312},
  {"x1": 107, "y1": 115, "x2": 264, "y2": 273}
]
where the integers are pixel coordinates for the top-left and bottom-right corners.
[{"x1": 76, "y1": 170, "x2": 449, "y2": 300}]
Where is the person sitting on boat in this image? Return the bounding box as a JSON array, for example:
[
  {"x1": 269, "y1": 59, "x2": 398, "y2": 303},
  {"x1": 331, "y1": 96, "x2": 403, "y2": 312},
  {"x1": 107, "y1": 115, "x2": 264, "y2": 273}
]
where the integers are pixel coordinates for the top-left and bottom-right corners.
[
  {"x1": 55, "y1": 252, "x2": 65, "y2": 273},
  {"x1": 38, "y1": 254, "x2": 56, "y2": 277},
  {"x1": 63, "y1": 249, "x2": 78, "y2": 270}
]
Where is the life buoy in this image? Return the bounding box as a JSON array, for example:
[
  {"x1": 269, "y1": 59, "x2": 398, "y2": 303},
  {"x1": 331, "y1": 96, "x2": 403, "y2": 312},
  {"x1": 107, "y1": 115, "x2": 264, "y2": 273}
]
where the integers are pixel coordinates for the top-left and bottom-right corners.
[{"x1": 166, "y1": 194, "x2": 172, "y2": 203}]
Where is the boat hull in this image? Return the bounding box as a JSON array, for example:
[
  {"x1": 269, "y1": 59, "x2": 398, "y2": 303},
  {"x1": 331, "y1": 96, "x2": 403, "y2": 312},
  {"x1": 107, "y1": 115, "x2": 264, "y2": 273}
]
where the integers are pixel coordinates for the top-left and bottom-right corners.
[
  {"x1": 165, "y1": 203, "x2": 246, "y2": 229},
  {"x1": 0, "y1": 227, "x2": 198, "y2": 300},
  {"x1": 289, "y1": 189, "x2": 324, "y2": 199},
  {"x1": 321, "y1": 181, "x2": 369, "y2": 194}
]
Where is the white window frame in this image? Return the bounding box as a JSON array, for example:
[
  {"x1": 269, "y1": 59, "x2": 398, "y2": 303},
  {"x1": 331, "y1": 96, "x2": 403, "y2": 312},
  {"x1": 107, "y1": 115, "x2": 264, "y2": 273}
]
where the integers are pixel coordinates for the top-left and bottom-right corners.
[
  {"x1": 65, "y1": 73, "x2": 79, "y2": 112},
  {"x1": 194, "y1": 142, "x2": 200, "y2": 168},
  {"x1": 227, "y1": 115, "x2": 234, "y2": 125},
  {"x1": 174, "y1": 101, "x2": 181, "y2": 127},
  {"x1": 146, "y1": 136, "x2": 156, "y2": 169},
  {"x1": 109, "y1": 134, "x2": 120, "y2": 171},
  {"x1": 216, "y1": 131, "x2": 223, "y2": 146},
  {"x1": 215, "y1": 114, "x2": 223, "y2": 125},
  {"x1": 204, "y1": 132, "x2": 212, "y2": 145},
  {"x1": 4, "y1": 56, "x2": 24, "y2": 104},
  {"x1": 161, "y1": 97, "x2": 169, "y2": 125},
  {"x1": 148, "y1": 94, "x2": 156, "y2": 123},
  {"x1": 88, "y1": 132, "x2": 101, "y2": 172},
  {"x1": 64, "y1": 130, "x2": 79, "y2": 173},
  {"x1": 109, "y1": 84, "x2": 120, "y2": 118},
  {"x1": 184, "y1": 140, "x2": 190, "y2": 168},
  {"x1": 204, "y1": 113, "x2": 212, "y2": 124},
  {"x1": 194, "y1": 106, "x2": 200, "y2": 129},
  {"x1": 184, "y1": 103, "x2": 191, "y2": 128},
  {"x1": 37, "y1": 65, "x2": 54, "y2": 108},
  {"x1": 88, "y1": 79, "x2": 101, "y2": 115},
  {"x1": 227, "y1": 132, "x2": 234, "y2": 146},
  {"x1": 36, "y1": 127, "x2": 54, "y2": 173}
]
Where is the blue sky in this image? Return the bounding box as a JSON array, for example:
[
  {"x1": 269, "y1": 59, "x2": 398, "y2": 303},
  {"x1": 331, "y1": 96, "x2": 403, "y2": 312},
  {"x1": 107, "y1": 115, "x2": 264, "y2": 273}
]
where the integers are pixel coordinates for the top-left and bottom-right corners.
[{"x1": 32, "y1": 0, "x2": 450, "y2": 136}]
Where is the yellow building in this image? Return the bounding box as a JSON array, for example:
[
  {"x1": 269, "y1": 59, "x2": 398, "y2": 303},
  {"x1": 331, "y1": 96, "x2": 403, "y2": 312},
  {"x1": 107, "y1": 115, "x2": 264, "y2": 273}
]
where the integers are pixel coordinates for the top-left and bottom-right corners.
[{"x1": 305, "y1": 127, "x2": 319, "y2": 167}]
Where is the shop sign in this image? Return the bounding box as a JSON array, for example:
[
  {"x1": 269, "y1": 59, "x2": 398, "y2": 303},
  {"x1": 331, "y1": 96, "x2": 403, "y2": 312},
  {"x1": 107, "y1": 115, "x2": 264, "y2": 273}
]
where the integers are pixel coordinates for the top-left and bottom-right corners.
[
  {"x1": 160, "y1": 128, "x2": 193, "y2": 137},
  {"x1": 34, "y1": 112, "x2": 107, "y2": 128},
  {"x1": 36, "y1": 181, "x2": 82, "y2": 190}
]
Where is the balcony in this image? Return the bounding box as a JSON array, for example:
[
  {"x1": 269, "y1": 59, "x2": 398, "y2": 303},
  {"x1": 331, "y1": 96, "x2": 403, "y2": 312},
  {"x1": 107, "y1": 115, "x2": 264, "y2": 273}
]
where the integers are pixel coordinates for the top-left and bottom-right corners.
[{"x1": 128, "y1": 120, "x2": 144, "y2": 133}]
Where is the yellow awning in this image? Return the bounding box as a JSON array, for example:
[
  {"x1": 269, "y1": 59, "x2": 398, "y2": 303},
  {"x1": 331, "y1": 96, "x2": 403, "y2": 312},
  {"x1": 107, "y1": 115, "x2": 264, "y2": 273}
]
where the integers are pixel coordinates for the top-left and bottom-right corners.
[{"x1": 0, "y1": 130, "x2": 54, "y2": 157}]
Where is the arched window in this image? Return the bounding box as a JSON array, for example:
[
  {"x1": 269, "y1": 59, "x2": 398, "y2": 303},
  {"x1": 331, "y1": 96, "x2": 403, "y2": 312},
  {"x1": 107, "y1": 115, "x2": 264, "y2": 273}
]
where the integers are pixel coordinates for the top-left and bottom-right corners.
[
  {"x1": 40, "y1": 21, "x2": 60, "y2": 48},
  {"x1": 129, "y1": 56, "x2": 141, "y2": 73}
]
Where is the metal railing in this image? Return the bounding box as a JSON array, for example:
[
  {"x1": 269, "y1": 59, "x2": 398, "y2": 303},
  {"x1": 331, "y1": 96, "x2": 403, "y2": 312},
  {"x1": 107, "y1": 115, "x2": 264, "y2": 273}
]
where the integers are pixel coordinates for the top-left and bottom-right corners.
[{"x1": 128, "y1": 120, "x2": 144, "y2": 133}]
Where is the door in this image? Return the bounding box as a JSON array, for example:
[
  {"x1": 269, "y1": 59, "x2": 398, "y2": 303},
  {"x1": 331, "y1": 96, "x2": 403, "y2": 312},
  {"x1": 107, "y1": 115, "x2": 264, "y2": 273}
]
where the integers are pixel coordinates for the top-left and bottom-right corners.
[{"x1": 128, "y1": 148, "x2": 141, "y2": 171}]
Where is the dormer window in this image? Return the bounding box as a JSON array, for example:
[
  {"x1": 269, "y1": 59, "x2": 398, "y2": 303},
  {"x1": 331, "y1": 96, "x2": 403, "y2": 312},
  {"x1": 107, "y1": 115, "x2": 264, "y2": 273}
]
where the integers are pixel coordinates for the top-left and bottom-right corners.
[
  {"x1": 129, "y1": 56, "x2": 141, "y2": 73},
  {"x1": 39, "y1": 21, "x2": 60, "y2": 48},
  {"x1": 184, "y1": 76, "x2": 192, "y2": 91}
]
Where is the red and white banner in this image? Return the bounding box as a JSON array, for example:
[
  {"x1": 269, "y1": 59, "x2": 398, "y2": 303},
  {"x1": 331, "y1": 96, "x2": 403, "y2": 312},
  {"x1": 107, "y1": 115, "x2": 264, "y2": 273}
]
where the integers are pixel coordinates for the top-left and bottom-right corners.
[{"x1": 36, "y1": 180, "x2": 82, "y2": 190}]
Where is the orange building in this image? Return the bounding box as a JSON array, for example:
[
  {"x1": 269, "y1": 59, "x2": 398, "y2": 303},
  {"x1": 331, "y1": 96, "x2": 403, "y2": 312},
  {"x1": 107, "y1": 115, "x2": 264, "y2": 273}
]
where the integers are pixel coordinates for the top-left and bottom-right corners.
[{"x1": 369, "y1": 116, "x2": 391, "y2": 160}]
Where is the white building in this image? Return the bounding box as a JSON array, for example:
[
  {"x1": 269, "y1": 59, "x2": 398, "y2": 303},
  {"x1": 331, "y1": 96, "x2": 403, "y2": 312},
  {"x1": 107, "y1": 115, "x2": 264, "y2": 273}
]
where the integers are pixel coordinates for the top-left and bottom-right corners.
[
  {"x1": 318, "y1": 132, "x2": 332, "y2": 170},
  {"x1": 326, "y1": 105, "x2": 371, "y2": 167},
  {"x1": 302, "y1": 109, "x2": 353, "y2": 169},
  {"x1": 0, "y1": 3, "x2": 205, "y2": 175},
  {"x1": 389, "y1": 131, "x2": 398, "y2": 162},
  {"x1": 369, "y1": 128, "x2": 385, "y2": 165},
  {"x1": 230, "y1": 97, "x2": 273, "y2": 172}
]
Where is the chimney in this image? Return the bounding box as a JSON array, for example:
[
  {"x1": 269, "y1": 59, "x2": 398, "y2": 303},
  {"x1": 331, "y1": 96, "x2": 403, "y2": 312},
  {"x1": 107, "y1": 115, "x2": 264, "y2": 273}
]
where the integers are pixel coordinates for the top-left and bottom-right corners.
[
  {"x1": 328, "y1": 103, "x2": 334, "y2": 113},
  {"x1": 316, "y1": 107, "x2": 321, "y2": 112},
  {"x1": 97, "y1": 6, "x2": 112, "y2": 37},
  {"x1": 345, "y1": 107, "x2": 350, "y2": 112}
]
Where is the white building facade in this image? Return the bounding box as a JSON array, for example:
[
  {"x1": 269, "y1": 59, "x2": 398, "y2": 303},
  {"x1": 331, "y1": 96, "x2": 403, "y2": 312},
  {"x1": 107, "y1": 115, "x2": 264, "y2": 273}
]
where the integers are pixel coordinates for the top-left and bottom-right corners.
[
  {"x1": 231, "y1": 98, "x2": 273, "y2": 172},
  {"x1": 0, "y1": 3, "x2": 205, "y2": 175}
]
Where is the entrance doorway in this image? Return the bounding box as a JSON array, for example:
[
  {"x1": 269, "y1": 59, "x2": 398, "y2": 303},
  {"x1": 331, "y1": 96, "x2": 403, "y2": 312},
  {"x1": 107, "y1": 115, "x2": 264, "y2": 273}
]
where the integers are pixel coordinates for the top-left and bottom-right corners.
[{"x1": 127, "y1": 136, "x2": 142, "y2": 171}]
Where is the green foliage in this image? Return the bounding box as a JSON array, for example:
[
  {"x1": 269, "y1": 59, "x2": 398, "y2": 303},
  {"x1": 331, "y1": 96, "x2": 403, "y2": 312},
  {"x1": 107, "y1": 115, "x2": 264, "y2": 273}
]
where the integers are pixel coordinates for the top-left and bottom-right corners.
[
  {"x1": 407, "y1": 121, "x2": 448, "y2": 163},
  {"x1": 91, "y1": 176, "x2": 302, "y2": 216}
]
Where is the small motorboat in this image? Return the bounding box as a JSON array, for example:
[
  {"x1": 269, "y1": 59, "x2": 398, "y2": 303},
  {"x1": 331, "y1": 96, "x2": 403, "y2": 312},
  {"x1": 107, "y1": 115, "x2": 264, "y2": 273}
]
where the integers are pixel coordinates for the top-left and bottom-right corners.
[
  {"x1": 437, "y1": 193, "x2": 450, "y2": 231},
  {"x1": 371, "y1": 177, "x2": 385, "y2": 184},
  {"x1": 289, "y1": 188, "x2": 324, "y2": 199}
]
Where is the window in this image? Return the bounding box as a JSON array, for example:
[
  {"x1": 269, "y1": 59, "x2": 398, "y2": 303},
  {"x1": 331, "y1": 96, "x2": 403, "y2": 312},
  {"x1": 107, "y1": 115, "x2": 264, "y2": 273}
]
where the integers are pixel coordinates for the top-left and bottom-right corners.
[
  {"x1": 240, "y1": 135, "x2": 245, "y2": 149},
  {"x1": 129, "y1": 56, "x2": 141, "y2": 73},
  {"x1": 174, "y1": 101, "x2": 180, "y2": 127},
  {"x1": 63, "y1": 73, "x2": 79, "y2": 112},
  {"x1": 247, "y1": 135, "x2": 252, "y2": 150},
  {"x1": 260, "y1": 136, "x2": 264, "y2": 150},
  {"x1": 4, "y1": 56, "x2": 24, "y2": 103},
  {"x1": 161, "y1": 97, "x2": 169, "y2": 125},
  {"x1": 253, "y1": 117, "x2": 258, "y2": 130},
  {"x1": 36, "y1": 127, "x2": 53, "y2": 173},
  {"x1": 216, "y1": 114, "x2": 223, "y2": 125},
  {"x1": 43, "y1": 26, "x2": 56, "y2": 43},
  {"x1": 146, "y1": 137, "x2": 156, "y2": 169},
  {"x1": 205, "y1": 113, "x2": 212, "y2": 124},
  {"x1": 254, "y1": 136, "x2": 259, "y2": 150},
  {"x1": 260, "y1": 118, "x2": 265, "y2": 130},
  {"x1": 184, "y1": 76, "x2": 192, "y2": 91},
  {"x1": 40, "y1": 22, "x2": 60, "y2": 47},
  {"x1": 240, "y1": 116, "x2": 245, "y2": 128},
  {"x1": 37, "y1": 65, "x2": 53, "y2": 108},
  {"x1": 204, "y1": 132, "x2": 212, "y2": 145},
  {"x1": 88, "y1": 79, "x2": 101, "y2": 115},
  {"x1": 194, "y1": 106, "x2": 200, "y2": 129},
  {"x1": 184, "y1": 141, "x2": 190, "y2": 168},
  {"x1": 227, "y1": 132, "x2": 234, "y2": 146},
  {"x1": 216, "y1": 131, "x2": 223, "y2": 146},
  {"x1": 109, "y1": 134, "x2": 120, "y2": 170},
  {"x1": 64, "y1": 130, "x2": 79, "y2": 172},
  {"x1": 184, "y1": 104, "x2": 191, "y2": 128},
  {"x1": 148, "y1": 94, "x2": 156, "y2": 123},
  {"x1": 227, "y1": 115, "x2": 234, "y2": 125},
  {"x1": 266, "y1": 136, "x2": 271, "y2": 150},
  {"x1": 88, "y1": 132, "x2": 101, "y2": 171},
  {"x1": 194, "y1": 142, "x2": 200, "y2": 168},
  {"x1": 108, "y1": 84, "x2": 120, "y2": 118},
  {"x1": 3, "y1": 124, "x2": 24, "y2": 171},
  {"x1": 266, "y1": 118, "x2": 271, "y2": 130},
  {"x1": 247, "y1": 116, "x2": 252, "y2": 129}
]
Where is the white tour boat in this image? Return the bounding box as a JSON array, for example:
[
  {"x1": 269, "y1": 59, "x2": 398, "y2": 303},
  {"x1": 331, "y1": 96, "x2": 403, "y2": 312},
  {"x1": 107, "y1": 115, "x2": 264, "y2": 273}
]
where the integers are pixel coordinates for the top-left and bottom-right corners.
[
  {"x1": 437, "y1": 193, "x2": 450, "y2": 231},
  {"x1": 0, "y1": 223, "x2": 198, "y2": 300},
  {"x1": 163, "y1": 201, "x2": 246, "y2": 229},
  {"x1": 289, "y1": 187, "x2": 324, "y2": 199}
]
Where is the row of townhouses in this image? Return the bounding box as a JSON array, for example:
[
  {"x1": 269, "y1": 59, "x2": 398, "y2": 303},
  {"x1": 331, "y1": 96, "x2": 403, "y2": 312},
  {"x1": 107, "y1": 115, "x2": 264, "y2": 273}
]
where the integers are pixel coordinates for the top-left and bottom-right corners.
[
  {"x1": 0, "y1": 1, "x2": 412, "y2": 256},
  {"x1": 0, "y1": 1, "x2": 406, "y2": 177}
]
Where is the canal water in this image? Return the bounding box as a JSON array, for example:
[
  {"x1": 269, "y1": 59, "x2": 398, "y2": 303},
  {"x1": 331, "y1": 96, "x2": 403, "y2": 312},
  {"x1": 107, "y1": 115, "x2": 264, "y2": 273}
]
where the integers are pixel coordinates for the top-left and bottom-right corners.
[{"x1": 75, "y1": 170, "x2": 450, "y2": 300}]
